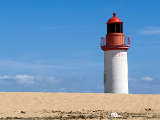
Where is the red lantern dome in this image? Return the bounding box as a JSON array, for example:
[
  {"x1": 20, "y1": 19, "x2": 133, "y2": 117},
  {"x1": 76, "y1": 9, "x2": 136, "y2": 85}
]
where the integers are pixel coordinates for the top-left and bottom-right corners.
[{"x1": 107, "y1": 13, "x2": 123, "y2": 24}]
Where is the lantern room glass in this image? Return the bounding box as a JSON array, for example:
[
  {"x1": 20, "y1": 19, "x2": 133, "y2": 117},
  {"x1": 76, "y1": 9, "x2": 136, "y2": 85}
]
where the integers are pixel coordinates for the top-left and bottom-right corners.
[{"x1": 107, "y1": 23, "x2": 123, "y2": 33}]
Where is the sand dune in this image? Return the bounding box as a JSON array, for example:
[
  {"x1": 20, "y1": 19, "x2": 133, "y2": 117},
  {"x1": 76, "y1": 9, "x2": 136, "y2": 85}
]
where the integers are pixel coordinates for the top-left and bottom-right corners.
[{"x1": 0, "y1": 92, "x2": 159, "y2": 119}]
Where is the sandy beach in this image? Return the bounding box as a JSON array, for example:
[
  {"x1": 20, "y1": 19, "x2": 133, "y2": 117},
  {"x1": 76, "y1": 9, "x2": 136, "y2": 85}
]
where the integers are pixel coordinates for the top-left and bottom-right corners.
[{"x1": 0, "y1": 92, "x2": 159, "y2": 119}]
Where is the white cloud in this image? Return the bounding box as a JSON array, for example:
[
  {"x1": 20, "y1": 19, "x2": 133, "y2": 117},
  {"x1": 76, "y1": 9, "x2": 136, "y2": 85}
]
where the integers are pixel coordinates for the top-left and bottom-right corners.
[
  {"x1": 139, "y1": 27, "x2": 160, "y2": 35},
  {"x1": 15, "y1": 75, "x2": 35, "y2": 84},
  {"x1": 0, "y1": 75, "x2": 11, "y2": 79},
  {"x1": 141, "y1": 76, "x2": 153, "y2": 81},
  {"x1": 0, "y1": 74, "x2": 59, "y2": 85},
  {"x1": 0, "y1": 74, "x2": 35, "y2": 85}
]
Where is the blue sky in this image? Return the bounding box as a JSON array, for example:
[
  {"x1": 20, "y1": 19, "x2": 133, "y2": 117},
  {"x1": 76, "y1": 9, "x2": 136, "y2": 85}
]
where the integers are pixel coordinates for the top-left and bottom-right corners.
[{"x1": 0, "y1": 0, "x2": 159, "y2": 93}]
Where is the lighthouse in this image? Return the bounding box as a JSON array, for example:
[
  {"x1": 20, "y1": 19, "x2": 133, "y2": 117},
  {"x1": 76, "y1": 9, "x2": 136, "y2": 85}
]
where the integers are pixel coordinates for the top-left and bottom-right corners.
[{"x1": 101, "y1": 13, "x2": 130, "y2": 93}]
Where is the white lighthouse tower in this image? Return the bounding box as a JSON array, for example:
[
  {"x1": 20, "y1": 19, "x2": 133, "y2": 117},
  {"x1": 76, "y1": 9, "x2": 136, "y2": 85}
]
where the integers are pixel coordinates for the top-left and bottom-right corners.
[{"x1": 101, "y1": 13, "x2": 130, "y2": 93}]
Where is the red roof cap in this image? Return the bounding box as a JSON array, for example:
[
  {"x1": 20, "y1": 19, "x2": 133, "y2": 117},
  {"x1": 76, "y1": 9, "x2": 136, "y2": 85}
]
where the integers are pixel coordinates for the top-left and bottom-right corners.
[{"x1": 107, "y1": 13, "x2": 123, "y2": 24}]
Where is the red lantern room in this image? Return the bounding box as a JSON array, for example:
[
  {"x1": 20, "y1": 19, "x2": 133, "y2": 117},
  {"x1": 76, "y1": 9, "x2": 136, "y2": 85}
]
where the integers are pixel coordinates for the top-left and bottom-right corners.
[{"x1": 101, "y1": 13, "x2": 130, "y2": 51}]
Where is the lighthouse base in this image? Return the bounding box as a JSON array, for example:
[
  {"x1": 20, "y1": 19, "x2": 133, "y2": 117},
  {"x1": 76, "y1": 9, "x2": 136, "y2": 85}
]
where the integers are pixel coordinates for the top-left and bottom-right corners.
[{"x1": 104, "y1": 50, "x2": 128, "y2": 94}]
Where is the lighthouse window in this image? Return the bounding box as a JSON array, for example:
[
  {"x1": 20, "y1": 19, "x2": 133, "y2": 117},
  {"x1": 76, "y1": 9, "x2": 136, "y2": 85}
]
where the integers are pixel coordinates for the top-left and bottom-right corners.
[
  {"x1": 117, "y1": 23, "x2": 123, "y2": 33},
  {"x1": 107, "y1": 23, "x2": 123, "y2": 33}
]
